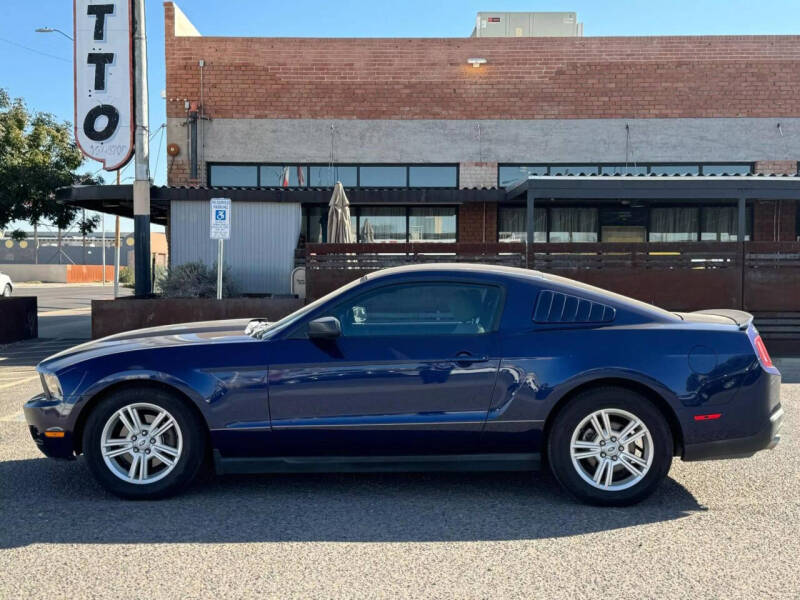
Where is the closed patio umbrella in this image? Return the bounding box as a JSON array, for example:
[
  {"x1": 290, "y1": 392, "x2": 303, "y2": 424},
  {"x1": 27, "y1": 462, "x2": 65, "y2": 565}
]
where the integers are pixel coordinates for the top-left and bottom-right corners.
[
  {"x1": 327, "y1": 181, "x2": 354, "y2": 243},
  {"x1": 361, "y1": 218, "x2": 375, "y2": 243}
]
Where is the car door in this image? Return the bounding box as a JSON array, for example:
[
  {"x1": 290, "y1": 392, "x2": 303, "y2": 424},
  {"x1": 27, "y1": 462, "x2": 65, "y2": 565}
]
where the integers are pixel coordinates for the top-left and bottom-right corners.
[{"x1": 266, "y1": 280, "x2": 504, "y2": 456}]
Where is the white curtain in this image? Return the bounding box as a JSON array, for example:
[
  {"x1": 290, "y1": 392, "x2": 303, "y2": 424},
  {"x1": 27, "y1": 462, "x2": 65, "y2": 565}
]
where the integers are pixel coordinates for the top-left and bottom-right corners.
[
  {"x1": 549, "y1": 208, "x2": 598, "y2": 242},
  {"x1": 498, "y1": 207, "x2": 546, "y2": 242},
  {"x1": 649, "y1": 207, "x2": 698, "y2": 242}
]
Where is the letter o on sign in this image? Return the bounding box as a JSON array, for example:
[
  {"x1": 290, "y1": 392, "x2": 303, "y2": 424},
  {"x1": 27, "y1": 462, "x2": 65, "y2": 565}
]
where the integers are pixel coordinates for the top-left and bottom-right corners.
[{"x1": 83, "y1": 104, "x2": 120, "y2": 142}]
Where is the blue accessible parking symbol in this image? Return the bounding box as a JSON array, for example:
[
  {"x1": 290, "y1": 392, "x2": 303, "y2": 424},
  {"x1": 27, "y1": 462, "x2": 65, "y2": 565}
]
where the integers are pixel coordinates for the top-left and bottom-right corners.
[{"x1": 215, "y1": 209, "x2": 227, "y2": 221}]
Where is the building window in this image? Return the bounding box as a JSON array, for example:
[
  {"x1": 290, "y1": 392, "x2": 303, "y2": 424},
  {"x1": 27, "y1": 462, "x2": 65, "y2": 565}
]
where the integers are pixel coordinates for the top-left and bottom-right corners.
[
  {"x1": 497, "y1": 163, "x2": 753, "y2": 186},
  {"x1": 701, "y1": 207, "x2": 751, "y2": 241},
  {"x1": 260, "y1": 165, "x2": 307, "y2": 187},
  {"x1": 355, "y1": 207, "x2": 407, "y2": 242},
  {"x1": 306, "y1": 205, "x2": 328, "y2": 243},
  {"x1": 649, "y1": 165, "x2": 700, "y2": 176},
  {"x1": 209, "y1": 165, "x2": 258, "y2": 187},
  {"x1": 601, "y1": 165, "x2": 648, "y2": 175},
  {"x1": 498, "y1": 207, "x2": 547, "y2": 242},
  {"x1": 549, "y1": 208, "x2": 598, "y2": 242},
  {"x1": 308, "y1": 165, "x2": 358, "y2": 187},
  {"x1": 409, "y1": 207, "x2": 457, "y2": 242},
  {"x1": 549, "y1": 165, "x2": 599, "y2": 176},
  {"x1": 408, "y1": 166, "x2": 457, "y2": 188},
  {"x1": 701, "y1": 165, "x2": 752, "y2": 175},
  {"x1": 649, "y1": 207, "x2": 699, "y2": 242},
  {"x1": 498, "y1": 165, "x2": 548, "y2": 187},
  {"x1": 359, "y1": 166, "x2": 407, "y2": 187}
]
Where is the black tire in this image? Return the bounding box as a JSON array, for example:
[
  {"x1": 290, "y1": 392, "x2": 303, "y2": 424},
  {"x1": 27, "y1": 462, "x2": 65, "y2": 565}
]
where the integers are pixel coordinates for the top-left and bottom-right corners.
[
  {"x1": 1, "y1": 284, "x2": 10, "y2": 297},
  {"x1": 546, "y1": 387, "x2": 673, "y2": 506},
  {"x1": 82, "y1": 386, "x2": 206, "y2": 500}
]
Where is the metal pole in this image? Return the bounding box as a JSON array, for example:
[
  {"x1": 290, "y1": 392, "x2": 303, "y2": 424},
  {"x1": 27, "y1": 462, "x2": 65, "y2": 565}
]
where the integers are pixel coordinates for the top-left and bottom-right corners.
[
  {"x1": 133, "y1": 0, "x2": 151, "y2": 296},
  {"x1": 101, "y1": 212, "x2": 106, "y2": 285},
  {"x1": 737, "y1": 197, "x2": 746, "y2": 242},
  {"x1": 216, "y1": 239, "x2": 223, "y2": 300},
  {"x1": 114, "y1": 170, "x2": 120, "y2": 297}
]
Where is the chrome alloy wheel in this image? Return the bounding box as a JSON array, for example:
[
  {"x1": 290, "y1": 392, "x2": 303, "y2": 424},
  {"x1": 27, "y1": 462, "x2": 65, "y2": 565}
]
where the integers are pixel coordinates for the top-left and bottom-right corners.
[
  {"x1": 100, "y1": 402, "x2": 183, "y2": 485},
  {"x1": 569, "y1": 408, "x2": 654, "y2": 491}
]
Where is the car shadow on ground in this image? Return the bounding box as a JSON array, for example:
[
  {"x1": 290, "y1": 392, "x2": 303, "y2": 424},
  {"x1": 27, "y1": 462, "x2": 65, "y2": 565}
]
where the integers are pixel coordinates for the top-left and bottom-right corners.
[{"x1": 0, "y1": 456, "x2": 705, "y2": 548}]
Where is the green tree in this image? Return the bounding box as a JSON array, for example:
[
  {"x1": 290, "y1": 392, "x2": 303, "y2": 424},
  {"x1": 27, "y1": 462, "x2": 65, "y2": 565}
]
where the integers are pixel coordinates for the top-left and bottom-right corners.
[{"x1": 0, "y1": 88, "x2": 99, "y2": 260}]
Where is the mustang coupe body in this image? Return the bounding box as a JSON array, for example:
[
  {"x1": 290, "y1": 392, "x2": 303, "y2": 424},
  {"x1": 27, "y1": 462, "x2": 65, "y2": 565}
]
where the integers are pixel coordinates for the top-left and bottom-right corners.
[{"x1": 24, "y1": 264, "x2": 782, "y2": 505}]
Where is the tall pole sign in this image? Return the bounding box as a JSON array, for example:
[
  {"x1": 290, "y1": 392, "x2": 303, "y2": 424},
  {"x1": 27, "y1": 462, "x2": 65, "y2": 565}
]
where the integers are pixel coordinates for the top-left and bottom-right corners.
[
  {"x1": 74, "y1": 0, "x2": 135, "y2": 171},
  {"x1": 74, "y1": 0, "x2": 150, "y2": 296}
]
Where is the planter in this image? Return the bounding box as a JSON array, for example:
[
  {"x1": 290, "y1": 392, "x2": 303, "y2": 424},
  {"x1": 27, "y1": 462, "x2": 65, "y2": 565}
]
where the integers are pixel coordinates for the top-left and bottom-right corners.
[
  {"x1": 0, "y1": 297, "x2": 38, "y2": 343},
  {"x1": 91, "y1": 296, "x2": 304, "y2": 339}
]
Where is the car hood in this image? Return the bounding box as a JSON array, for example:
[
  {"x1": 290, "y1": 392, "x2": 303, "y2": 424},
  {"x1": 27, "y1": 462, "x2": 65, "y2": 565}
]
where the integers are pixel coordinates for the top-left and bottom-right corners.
[{"x1": 39, "y1": 319, "x2": 259, "y2": 371}]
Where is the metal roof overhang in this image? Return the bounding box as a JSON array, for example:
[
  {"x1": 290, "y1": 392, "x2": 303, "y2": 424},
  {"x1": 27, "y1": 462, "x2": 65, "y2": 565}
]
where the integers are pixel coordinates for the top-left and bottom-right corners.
[
  {"x1": 56, "y1": 185, "x2": 504, "y2": 223},
  {"x1": 505, "y1": 175, "x2": 800, "y2": 202}
]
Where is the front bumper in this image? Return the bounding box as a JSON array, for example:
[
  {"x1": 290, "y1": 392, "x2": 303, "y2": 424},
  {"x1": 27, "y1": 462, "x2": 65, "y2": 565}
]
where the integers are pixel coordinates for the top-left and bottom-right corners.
[
  {"x1": 23, "y1": 393, "x2": 76, "y2": 460},
  {"x1": 682, "y1": 402, "x2": 783, "y2": 461}
]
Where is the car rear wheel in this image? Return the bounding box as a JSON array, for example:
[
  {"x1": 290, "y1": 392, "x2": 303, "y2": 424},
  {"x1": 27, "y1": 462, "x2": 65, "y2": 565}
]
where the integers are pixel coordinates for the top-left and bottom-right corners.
[
  {"x1": 82, "y1": 387, "x2": 206, "y2": 499},
  {"x1": 547, "y1": 387, "x2": 673, "y2": 506}
]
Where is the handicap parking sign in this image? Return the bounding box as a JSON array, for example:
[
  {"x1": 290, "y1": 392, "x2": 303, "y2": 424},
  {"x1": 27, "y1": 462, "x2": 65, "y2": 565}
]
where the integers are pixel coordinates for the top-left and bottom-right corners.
[{"x1": 210, "y1": 198, "x2": 231, "y2": 240}]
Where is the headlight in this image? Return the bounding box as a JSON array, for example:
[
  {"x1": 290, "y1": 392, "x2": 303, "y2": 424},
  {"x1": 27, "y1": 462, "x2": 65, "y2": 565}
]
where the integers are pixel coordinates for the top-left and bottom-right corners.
[{"x1": 41, "y1": 372, "x2": 63, "y2": 401}]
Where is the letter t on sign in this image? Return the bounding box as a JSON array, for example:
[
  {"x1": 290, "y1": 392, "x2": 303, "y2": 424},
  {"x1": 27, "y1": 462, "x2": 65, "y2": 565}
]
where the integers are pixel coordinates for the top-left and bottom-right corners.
[{"x1": 87, "y1": 4, "x2": 115, "y2": 40}]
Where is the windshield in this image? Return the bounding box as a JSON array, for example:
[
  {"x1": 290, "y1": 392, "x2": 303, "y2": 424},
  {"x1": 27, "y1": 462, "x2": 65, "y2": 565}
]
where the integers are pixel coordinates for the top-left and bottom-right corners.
[{"x1": 248, "y1": 276, "x2": 366, "y2": 339}]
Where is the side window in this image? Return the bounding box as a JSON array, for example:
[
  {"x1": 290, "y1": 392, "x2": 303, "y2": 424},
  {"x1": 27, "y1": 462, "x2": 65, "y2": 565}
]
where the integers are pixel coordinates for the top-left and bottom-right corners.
[{"x1": 331, "y1": 283, "x2": 502, "y2": 337}]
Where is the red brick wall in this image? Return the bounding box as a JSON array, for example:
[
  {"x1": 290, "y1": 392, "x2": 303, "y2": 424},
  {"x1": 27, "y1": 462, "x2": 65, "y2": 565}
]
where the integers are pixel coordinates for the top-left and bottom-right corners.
[
  {"x1": 165, "y1": 3, "x2": 800, "y2": 122},
  {"x1": 458, "y1": 203, "x2": 497, "y2": 243}
]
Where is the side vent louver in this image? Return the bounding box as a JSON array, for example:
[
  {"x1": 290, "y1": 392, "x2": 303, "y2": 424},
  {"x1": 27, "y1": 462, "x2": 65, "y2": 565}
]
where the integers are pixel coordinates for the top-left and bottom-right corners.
[{"x1": 533, "y1": 290, "x2": 616, "y2": 324}]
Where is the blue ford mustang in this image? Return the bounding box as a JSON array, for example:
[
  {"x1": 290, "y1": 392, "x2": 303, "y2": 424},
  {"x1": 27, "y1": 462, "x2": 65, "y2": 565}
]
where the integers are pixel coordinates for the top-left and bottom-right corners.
[{"x1": 24, "y1": 264, "x2": 783, "y2": 505}]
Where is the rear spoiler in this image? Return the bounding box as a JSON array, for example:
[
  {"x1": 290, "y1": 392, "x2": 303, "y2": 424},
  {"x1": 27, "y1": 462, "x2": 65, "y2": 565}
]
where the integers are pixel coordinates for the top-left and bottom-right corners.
[{"x1": 680, "y1": 309, "x2": 754, "y2": 330}]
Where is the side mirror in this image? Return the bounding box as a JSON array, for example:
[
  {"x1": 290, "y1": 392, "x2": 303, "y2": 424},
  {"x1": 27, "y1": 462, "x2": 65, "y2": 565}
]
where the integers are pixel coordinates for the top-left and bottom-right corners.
[{"x1": 307, "y1": 316, "x2": 341, "y2": 340}]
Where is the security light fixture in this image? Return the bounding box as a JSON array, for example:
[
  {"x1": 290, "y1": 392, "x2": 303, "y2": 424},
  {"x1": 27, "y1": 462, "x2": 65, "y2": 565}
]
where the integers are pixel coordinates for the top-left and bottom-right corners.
[
  {"x1": 35, "y1": 27, "x2": 73, "y2": 41},
  {"x1": 467, "y1": 57, "x2": 487, "y2": 68}
]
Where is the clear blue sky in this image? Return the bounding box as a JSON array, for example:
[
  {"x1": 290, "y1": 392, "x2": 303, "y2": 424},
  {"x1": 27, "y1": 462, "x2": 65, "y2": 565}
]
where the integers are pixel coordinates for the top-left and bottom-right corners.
[{"x1": 2, "y1": 0, "x2": 798, "y2": 232}]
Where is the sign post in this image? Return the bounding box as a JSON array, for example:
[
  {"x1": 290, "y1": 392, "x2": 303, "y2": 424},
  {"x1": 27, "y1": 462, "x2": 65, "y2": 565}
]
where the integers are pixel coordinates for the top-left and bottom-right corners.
[
  {"x1": 75, "y1": 0, "x2": 149, "y2": 295},
  {"x1": 210, "y1": 198, "x2": 231, "y2": 300}
]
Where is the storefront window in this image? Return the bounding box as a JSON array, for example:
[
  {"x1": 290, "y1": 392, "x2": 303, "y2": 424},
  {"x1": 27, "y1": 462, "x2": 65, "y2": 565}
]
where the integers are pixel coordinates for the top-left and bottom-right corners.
[
  {"x1": 701, "y1": 207, "x2": 751, "y2": 241},
  {"x1": 649, "y1": 207, "x2": 699, "y2": 242},
  {"x1": 359, "y1": 166, "x2": 407, "y2": 187},
  {"x1": 408, "y1": 166, "x2": 457, "y2": 188},
  {"x1": 357, "y1": 207, "x2": 406, "y2": 242},
  {"x1": 306, "y1": 205, "x2": 328, "y2": 243},
  {"x1": 498, "y1": 207, "x2": 547, "y2": 242},
  {"x1": 308, "y1": 165, "x2": 358, "y2": 187},
  {"x1": 209, "y1": 165, "x2": 257, "y2": 187},
  {"x1": 409, "y1": 207, "x2": 456, "y2": 242},
  {"x1": 260, "y1": 165, "x2": 307, "y2": 187},
  {"x1": 549, "y1": 208, "x2": 598, "y2": 242}
]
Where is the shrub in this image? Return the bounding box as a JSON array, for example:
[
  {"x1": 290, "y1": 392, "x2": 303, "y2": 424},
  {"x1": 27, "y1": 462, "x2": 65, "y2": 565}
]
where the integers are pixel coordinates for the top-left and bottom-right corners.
[
  {"x1": 118, "y1": 266, "x2": 134, "y2": 287},
  {"x1": 157, "y1": 262, "x2": 235, "y2": 298}
]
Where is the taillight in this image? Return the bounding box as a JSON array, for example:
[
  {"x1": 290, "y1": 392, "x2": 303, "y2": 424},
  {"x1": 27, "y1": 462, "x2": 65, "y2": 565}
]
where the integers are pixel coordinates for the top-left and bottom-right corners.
[{"x1": 753, "y1": 335, "x2": 773, "y2": 368}]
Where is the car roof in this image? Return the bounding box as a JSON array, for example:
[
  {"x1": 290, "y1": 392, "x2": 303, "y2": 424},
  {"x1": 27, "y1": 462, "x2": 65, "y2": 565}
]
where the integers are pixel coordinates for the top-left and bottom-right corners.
[{"x1": 364, "y1": 263, "x2": 546, "y2": 282}]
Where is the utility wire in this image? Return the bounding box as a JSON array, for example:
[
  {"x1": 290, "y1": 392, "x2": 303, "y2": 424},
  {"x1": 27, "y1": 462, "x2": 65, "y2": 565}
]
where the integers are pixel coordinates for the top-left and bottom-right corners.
[{"x1": 0, "y1": 37, "x2": 71, "y2": 63}]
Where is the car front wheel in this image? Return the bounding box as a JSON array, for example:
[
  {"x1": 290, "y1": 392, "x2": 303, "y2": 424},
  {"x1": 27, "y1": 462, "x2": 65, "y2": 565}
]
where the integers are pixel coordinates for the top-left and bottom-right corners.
[
  {"x1": 547, "y1": 387, "x2": 673, "y2": 506},
  {"x1": 82, "y1": 387, "x2": 206, "y2": 499}
]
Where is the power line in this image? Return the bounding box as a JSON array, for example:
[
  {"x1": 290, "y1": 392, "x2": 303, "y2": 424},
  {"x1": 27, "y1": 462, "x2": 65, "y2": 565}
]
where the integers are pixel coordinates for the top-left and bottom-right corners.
[{"x1": 0, "y1": 37, "x2": 70, "y2": 63}]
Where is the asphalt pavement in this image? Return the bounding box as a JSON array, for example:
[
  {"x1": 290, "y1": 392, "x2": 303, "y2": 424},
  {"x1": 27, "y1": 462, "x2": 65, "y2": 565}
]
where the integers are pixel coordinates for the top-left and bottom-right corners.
[
  {"x1": 12, "y1": 283, "x2": 131, "y2": 339},
  {"x1": 0, "y1": 287, "x2": 798, "y2": 598}
]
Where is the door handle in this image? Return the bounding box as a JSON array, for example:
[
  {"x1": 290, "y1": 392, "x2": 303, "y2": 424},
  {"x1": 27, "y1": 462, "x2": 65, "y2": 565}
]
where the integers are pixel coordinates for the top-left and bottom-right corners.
[{"x1": 453, "y1": 352, "x2": 489, "y2": 367}]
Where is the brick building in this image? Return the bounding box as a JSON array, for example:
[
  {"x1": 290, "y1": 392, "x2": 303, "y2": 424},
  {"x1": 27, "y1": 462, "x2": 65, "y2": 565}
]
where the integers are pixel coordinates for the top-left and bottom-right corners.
[{"x1": 161, "y1": 2, "x2": 800, "y2": 251}]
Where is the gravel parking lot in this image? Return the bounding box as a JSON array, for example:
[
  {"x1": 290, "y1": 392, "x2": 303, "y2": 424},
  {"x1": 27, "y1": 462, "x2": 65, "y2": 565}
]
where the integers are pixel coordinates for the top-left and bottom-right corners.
[{"x1": 0, "y1": 341, "x2": 797, "y2": 599}]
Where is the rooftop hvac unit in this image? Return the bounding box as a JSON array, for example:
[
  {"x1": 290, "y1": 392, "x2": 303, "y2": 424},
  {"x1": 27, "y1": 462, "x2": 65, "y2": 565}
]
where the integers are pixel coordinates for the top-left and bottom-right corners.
[{"x1": 472, "y1": 12, "x2": 583, "y2": 38}]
